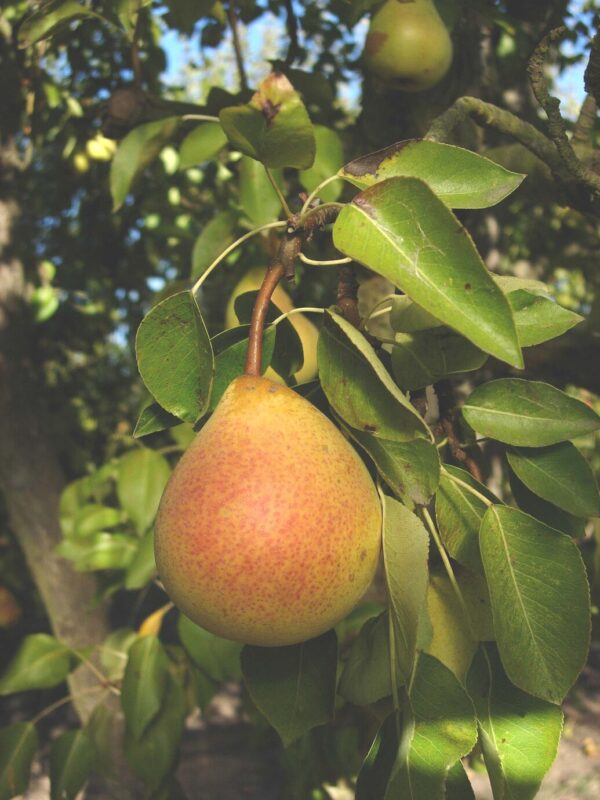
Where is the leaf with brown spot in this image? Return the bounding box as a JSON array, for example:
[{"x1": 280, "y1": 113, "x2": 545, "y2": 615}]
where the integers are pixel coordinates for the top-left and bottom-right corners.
[
  {"x1": 220, "y1": 74, "x2": 316, "y2": 169},
  {"x1": 339, "y1": 140, "x2": 524, "y2": 209}
]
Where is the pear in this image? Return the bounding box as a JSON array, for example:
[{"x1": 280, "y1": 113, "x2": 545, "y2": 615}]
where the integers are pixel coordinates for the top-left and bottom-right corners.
[
  {"x1": 226, "y1": 267, "x2": 319, "y2": 384},
  {"x1": 155, "y1": 375, "x2": 382, "y2": 646},
  {"x1": 364, "y1": 0, "x2": 453, "y2": 91}
]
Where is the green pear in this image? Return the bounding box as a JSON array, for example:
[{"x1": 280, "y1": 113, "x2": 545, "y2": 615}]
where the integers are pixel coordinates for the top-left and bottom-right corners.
[
  {"x1": 225, "y1": 267, "x2": 319, "y2": 384},
  {"x1": 155, "y1": 375, "x2": 382, "y2": 646},
  {"x1": 364, "y1": 0, "x2": 453, "y2": 91}
]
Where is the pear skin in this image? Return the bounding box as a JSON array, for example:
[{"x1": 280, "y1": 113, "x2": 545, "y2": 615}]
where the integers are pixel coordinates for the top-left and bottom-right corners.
[
  {"x1": 364, "y1": 0, "x2": 453, "y2": 91},
  {"x1": 155, "y1": 375, "x2": 382, "y2": 646}
]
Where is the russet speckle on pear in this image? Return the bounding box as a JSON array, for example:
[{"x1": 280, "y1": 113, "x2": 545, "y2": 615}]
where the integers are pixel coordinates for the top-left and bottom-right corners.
[
  {"x1": 155, "y1": 375, "x2": 382, "y2": 646},
  {"x1": 364, "y1": 0, "x2": 453, "y2": 91}
]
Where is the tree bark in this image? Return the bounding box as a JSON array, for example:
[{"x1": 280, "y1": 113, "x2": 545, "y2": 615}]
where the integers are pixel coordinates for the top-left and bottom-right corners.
[{"x1": 0, "y1": 151, "x2": 111, "y2": 724}]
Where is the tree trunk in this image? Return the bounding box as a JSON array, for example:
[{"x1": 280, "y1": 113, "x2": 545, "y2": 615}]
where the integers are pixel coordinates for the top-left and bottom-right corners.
[{"x1": 0, "y1": 150, "x2": 111, "y2": 724}]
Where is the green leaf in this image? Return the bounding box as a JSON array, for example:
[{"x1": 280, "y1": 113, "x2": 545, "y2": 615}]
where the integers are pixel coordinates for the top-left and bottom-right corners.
[
  {"x1": 355, "y1": 713, "x2": 399, "y2": 800},
  {"x1": 435, "y1": 465, "x2": 499, "y2": 573},
  {"x1": 463, "y1": 379, "x2": 600, "y2": 446},
  {"x1": 122, "y1": 636, "x2": 170, "y2": 741},
  {"x1": 426, "y1": 568, "x2": 494, "y2": 683},
  {"x1": 317, "y1": 311, "x2": 430, "y2": 441},
  {"x1": 124, "y1": 528, "x2": 157, "y2": 589},
  {"x1": 177, "y1": 614, "x2": 241, "y2": 683},
  {"x1": 0, "y1": 723, "x2": 38, "y2": 800},
  {"x1": 468, "y1": 646, "x2": 563, "y2": 800},
  {"x1": 509, "y1": 471, "x2": 585, "y2": 538},
  {"x1": 210, "y1": 325, "x2": 276, "y2": 410},
  {"x1": 493, "y1": 275, "x2": 549, "y2": 295},
  {"x1": 338, "y1": 612, "x2": 391, "y2": 706},
  {"x1": 388, "y1": 295, "x2": 442, "y2": 333},
  {"x1": 136, "y1": 291, "x2": 214, "y2": 423},
  {"x1": 179, "y1": 122, "x2": 227, "y2": 169},
  {"x1": 508, "y1": 290, "x2": 583, "y2": 347},
  {"x1": 445, "y1": 760, "x2": 475, "y2": 800},
  {"x1": 349, "y1": 431, "x2": 440, "y2": 507},
  {"x1": 124, "y1": 673, "x2": 186, "y2": 790},
  {"x1": 238, "y1": 157, "x2": 284, "y2": 227},
  {"x1": 0, "y1": 634, "x2": 73, "y2": 694},
  {"x1": 385, "y1": 655, "x2": 477, "y2": 799},
  {"x1": 86, "y1": 702, "x2": 119, "y2": 778},
  {"x1": 99, "y1": 628, "x2": 137, "y2": 681},
  {"x1": 339, "y1": 140, "x2": 525, "y2": 209},
  {"x1": 72, "y1": 504, "x2": 121, "y2": 538},
  {"x1": 117, "y1": 449, "x2": 171, "y2": 535},
  {"x1": 381, "y1": 495, "x2": 429, "y2": 684},
  {"x1": 299, "y1": 125, "x2": 344, "y2": 202},
  {"x1": 391, "y1": 329, "x2": 487, "y2": 391},
  {"x1": 50, "y1": 729, "x2": 93, "y2": 800},
  {"x1": 134, "y1": 402, "x2": 181, "y2": 438},
  {"x1": 357, "y1": 655, "x2": 477, "y2": 800},
  {"x1": 220, "y1": 73, "x2": 316, "y2": 169},
  {"x1": 55, "y1": 532, "x2": 138, "y2": 571},
  {"x1": 507, "y1": 442, "x2": 600, "y2": 518},
  {"x1": 111, "y1": 118, "x2": 180, "y2": 210},
  {"x1": 480, "y1": 505, "x2": 590, "y2": 702},
  {"x1": 18, "y1": 1, "x2": 105, "y2": 48},
  {"x1": 191, "y1": 210, "x2": 238, "y2": 279},
  {"x1": 333, "y1": 178, "x2": 522, "y2": 367},
  {"x1": 241, "y1": 630, "x2": 337, "y2": 746}
]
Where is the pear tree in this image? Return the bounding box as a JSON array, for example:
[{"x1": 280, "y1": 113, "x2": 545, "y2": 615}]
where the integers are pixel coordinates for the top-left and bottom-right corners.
[{"x1": 1, "y1": 3, "x2": 599, "y2": 799}]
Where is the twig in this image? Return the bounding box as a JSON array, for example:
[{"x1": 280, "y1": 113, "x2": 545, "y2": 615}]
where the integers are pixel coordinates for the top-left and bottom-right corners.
[
  {"x1": 265, "y1": 167, "x2": 292, "y2": 218},
  {"x1": 245, "y1": 230, "x2": 305, "y2": 375},
  {"x1": 282, "y1": 0, "x2": 301, "y2": 67},
  {"x1": 131, "y1": 13, "x2": 143, "y2": 87},
  {"x1": 299, "y1": 253, "x2": 352, "y2": 267},
  {"x1": 420, "y1": 507, "x2": 477, "y2": 641},
  {"x1": 527, "y1": 27, "x2": 600, "y2": 193},
  {"x1": 227, "y1": 2, "x2": 248, "y2": 93},
  {"x1": 191, "y1": 220, "x2": 287, "y2": 295},
  {"x1": 426, "y1": 96, "x2": 568, "y2": 179},
  {"x1": 244, "y1": 205, "x2": 342, "y2": 376},
  {"x1": 336, "y1": 264, "x2": 360, "y2": 328}
]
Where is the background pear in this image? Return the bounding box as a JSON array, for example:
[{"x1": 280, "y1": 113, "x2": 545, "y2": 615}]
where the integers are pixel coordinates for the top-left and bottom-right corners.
[
  {"x1": 364, "y1": 0, "x2": 453, "y2": 91},
  {"x1": 225, "y1": 267, "x2": 319, "y2": 384},
  {"x1": 155, "y1": 375, "x2": 382, "y2": 646}
]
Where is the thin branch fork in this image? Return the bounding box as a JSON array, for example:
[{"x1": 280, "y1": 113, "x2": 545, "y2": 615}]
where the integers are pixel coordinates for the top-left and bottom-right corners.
[
  {"x1": 244, "y1": 205, "x2": 341, "y2": 376},
  {"x1": 527, "y1": 26, "x2": 600, "y2": 193},
  {"x1": 227, "y1": 1, "x2": 249, "y2": 92}
]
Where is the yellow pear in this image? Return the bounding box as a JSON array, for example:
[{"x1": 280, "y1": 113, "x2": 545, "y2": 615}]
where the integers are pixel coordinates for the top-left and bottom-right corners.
[
  {"x1": 155, "y1": 375, "x2": 382, "y2": 646},
  {"x1": 364, "y1": 0, "x2": 453, "y2": 91},
  {"x1": 225, "y1": 267, "x2": 319, "y2": 384}
]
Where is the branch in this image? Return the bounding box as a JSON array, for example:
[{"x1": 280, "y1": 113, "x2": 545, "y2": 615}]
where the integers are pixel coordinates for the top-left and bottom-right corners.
[
  {"x1": 426, "y1": 96, "x2": 569, "y2": 179},
  {"x1": 227, "y1": 2, "x2": 248, "y2": 93},
  {"x1": 282, "y1": 0, "x2": 301, "y2": 67},
  {"x1": 527, "y1": 27, "x2": 600, "y2": 193},
  {"x1": 572, "y1": 94, "x2": 597, "y2": 145}
]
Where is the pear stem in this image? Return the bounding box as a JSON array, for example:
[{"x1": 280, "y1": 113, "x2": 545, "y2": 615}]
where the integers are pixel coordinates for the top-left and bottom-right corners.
[
  {"x1": 244, "y1": 261, "x2": 286, "y2": 376},
  {"x1": 244, "y1": 204, "x2": 343, "y2": 376},
  {"x1": 244, "y1": 226, "x2": 307, "y2": 376}
]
